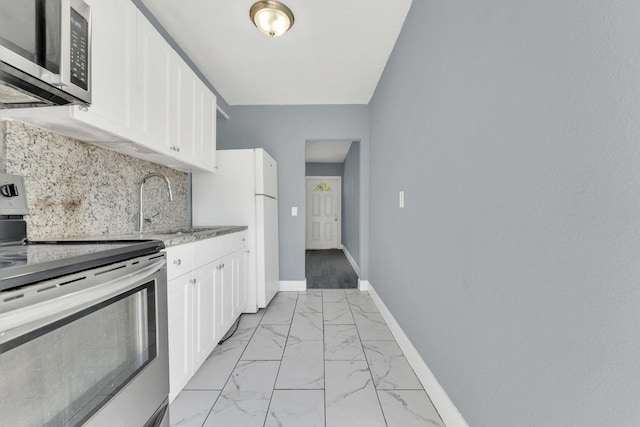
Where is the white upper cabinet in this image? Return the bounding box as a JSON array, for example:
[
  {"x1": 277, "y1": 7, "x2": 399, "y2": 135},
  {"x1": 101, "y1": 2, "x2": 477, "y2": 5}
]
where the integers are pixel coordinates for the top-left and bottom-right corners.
[
  {"x1": 166, "y1": 51, "x2": 217, "y2": 170},
  {"x1": 135, "y1": 10, "x2": 171, "y2": 155},
  {"x1": 0, "y1": 0, "x2": 217, "y2": 172},
  {"x1": 78, "y1": 0, "x2": 136, "y2": 135},
  {"x1": 199, "y1": 85, "x2": 218, "y2": 170},
  {"x1": 171, "y1": 53, "x2": 197, "y2": 161}
]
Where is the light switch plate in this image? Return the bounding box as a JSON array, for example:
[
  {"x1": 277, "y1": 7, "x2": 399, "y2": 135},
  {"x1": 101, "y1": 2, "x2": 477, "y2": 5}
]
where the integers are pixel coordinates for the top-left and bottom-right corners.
[
  {"x1": 399, "y1": 191, "x2": 405, "y2": 208},
  {"x1": 291, "y1": 206, "x2": 298, "y2": 216}
]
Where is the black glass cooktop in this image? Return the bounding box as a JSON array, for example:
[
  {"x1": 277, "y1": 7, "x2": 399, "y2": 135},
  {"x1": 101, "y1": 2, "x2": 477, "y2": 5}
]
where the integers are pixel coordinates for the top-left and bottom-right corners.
[{"x1": 0, "y1": 240, "x2": 165, "y2": 291}]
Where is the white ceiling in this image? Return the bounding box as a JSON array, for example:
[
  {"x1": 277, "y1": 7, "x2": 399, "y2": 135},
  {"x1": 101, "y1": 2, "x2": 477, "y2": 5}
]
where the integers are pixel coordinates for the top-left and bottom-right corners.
[
  {"x1": 141, "y1": 0, "x2": 413, "y2": 105},
  {"x1": 305, "y1": 141, "x2": 353, "y2": 163}
]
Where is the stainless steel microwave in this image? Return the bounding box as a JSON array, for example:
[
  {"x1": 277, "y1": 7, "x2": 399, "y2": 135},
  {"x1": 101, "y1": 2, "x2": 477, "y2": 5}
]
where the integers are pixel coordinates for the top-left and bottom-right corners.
[{"x1": 0, "y1": 0, "x2": 91, "y2": 108}]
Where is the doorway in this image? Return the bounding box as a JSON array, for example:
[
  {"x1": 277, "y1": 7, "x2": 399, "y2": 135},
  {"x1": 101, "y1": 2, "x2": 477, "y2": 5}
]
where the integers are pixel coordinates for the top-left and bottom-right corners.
[
  {"x1": 304, "y1": 140, "x2": 360, "y2": 289},
  {"x1": 305, "y1": 176, "x2": 341, "y2": 249}
]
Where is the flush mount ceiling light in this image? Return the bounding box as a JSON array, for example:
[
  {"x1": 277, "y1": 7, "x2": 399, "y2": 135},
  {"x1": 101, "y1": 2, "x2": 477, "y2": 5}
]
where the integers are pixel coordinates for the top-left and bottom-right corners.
[{"x1": 250, "y1": 1, "x2": 295, "y2": 38}]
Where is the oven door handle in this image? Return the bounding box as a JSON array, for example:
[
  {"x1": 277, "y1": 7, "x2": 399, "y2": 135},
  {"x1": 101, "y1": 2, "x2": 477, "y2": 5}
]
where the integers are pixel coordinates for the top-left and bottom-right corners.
[{"x1": 0, "y1": 259, "x2": 165, "y2": 346}]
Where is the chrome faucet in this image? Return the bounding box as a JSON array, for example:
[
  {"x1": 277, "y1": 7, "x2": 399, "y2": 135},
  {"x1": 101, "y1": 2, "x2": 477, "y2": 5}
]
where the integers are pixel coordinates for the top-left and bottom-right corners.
[{"x1": 139, "y1": 173, "x2": 173, "y2": 232}]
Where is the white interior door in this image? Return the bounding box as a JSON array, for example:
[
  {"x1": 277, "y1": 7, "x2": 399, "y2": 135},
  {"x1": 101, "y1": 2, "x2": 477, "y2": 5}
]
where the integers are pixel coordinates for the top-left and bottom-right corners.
[{"x1": 306, "y1": 176, "x2": 341, "y2": 249}]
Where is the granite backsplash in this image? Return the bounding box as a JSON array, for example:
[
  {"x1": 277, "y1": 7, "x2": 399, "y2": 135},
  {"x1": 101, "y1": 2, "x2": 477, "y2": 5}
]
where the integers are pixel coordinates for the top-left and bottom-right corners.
[{"x1": 1, "y1": 120, "x2": 189, "y2": 239}]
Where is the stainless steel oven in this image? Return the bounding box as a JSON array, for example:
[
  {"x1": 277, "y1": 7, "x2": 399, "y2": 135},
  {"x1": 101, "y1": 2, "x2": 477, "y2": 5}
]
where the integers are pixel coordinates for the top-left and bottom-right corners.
[
  {"x1": 0, "y1": 0, "x2": 91, "y2": 108},
  {"x1": 0, "y1": 173, "x2": 169, "y2": 426},
  {"x1": 0, "y1": 252, "x2": 169, "y2": 427}
]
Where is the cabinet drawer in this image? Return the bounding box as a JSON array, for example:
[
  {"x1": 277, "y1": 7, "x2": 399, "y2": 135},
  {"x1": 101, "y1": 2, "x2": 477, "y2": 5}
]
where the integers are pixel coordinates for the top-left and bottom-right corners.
[
  {"x1": 165, "y1": 244, "x2": 194, "y2": 280},
  {"x1": 192, "y1": 231, "x2": 247, "y2": 269}
]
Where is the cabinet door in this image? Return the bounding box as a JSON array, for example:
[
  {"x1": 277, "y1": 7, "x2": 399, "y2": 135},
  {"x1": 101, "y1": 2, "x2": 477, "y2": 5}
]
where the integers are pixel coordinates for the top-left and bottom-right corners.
[
  {"x1": 192, "y1": 263, "x2": 217, "y2": 371},
  {"x1": 80, "y1": 0, "x2": 136, "y2": 135},
  {"x1": 135, "y1": 12, "x2": 171, "y2": 153},
  {"x1": 218, "y1": 256, "x2": 235, "y2": 337},
  {"x1": 199, "y1": 88, "x2": 217, "y2": 170},
  {"x1": 193, "y1": 80, "x2": 205, "y2": 165},
  {"x1": 170, "y1": 54, "x2": 197, "y2": 160},
  {"x1": 167, "y1": 274, "x2": 193, "y2": 402}
]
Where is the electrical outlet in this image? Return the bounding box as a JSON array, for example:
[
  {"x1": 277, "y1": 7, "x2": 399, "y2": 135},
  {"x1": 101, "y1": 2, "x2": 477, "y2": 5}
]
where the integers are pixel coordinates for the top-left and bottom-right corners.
[
  {"x1": 399, "y1": 191, "x2": 405, "y2": 208},
  {"x1": 291, "y1": 206, "x2": 298, "y2": 216}
]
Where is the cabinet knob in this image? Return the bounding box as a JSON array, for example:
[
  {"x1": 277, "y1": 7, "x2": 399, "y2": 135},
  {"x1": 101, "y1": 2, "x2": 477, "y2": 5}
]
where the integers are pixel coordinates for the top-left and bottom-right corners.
[
  {"x1": 241, "y1": 238, "x2": 246, "y2": 242},
  {"x1": 221, "y1": 263, "x2": 225, "y2": 269},
  {"x1": 173, "y1": 259, "x2": 182, "y2": 265},
  {"x1": 189, "y1": 278, "x2": 196, "y2": 284}
]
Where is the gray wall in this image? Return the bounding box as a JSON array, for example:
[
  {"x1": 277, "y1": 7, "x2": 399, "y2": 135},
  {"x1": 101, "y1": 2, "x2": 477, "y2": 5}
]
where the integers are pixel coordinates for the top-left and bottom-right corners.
[
  {"x1": 218, "y1": 105, "x2": 370, "y2": 281},
  {"x1": 342, "y1": 142, "x2": 360, "y2": 270},
  {"x1": 369, "y1": 1, "x2": 640, "y2": 426},
  {"x1": 305, "y1": 162, "x2": 344, "y2": 177}
]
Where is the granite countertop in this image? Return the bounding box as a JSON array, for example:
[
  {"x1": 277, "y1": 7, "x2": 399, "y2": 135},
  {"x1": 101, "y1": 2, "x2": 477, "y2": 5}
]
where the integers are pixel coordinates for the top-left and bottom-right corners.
[
  {"x1": 120, "y1": 226, "x2": 248, "y2": 248},
  {"x1": 80, "y1": 226, "x2": 248, "y2": 248}
]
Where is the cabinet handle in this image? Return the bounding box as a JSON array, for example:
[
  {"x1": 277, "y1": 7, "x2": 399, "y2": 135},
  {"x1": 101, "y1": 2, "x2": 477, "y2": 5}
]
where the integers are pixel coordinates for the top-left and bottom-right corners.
[
  {"x1": 221, "y1": 263, "x2": 225, "y2": 269},
  {"x1": 170, "y1": 146, "x2": 181, "y2": 152},
  {"x1": 189, "y1": 278, "x2": 196, "y2": 284},
  {"x1": 173, "y1": 259, "x2": 182, "y2": 266}
]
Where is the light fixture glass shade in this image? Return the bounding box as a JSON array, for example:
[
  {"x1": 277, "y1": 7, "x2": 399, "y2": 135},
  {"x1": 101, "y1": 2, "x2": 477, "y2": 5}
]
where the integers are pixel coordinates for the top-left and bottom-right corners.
[{"x1": 250, "y1": 1, "x2": 294, "y2": 37}]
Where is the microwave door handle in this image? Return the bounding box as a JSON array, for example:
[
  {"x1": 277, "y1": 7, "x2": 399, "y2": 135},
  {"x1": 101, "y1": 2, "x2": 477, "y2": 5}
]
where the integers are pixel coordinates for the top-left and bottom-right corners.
[
  {"x1": 59, "y1": 0, "x2": 71, "y2": 86},
  {"x1": 34, "y1": 0, "x2": 47, "y2": 67},
  {"x1": 0, "y1": 259, "x2": 165, "y2": 347}
]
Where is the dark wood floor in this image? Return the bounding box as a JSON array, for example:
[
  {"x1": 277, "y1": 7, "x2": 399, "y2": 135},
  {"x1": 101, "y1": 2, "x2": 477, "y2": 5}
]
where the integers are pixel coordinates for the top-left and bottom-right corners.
[{"x1": 305, "y1": 249, "x2": 358, "y2": 289}]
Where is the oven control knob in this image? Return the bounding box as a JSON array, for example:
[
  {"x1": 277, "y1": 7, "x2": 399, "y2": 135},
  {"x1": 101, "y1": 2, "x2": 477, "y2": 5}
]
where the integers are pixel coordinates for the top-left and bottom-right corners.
[{"x1": 0, "y1": 184, "x2": 19, "y2": 197}]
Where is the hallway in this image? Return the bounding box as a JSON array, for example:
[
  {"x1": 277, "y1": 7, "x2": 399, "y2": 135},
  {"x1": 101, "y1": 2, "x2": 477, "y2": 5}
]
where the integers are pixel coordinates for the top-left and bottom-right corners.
[
  {"x1": 305, "y1": 249, "x2": 358, "y2": 289},
  {"x1": 169, "y1": 290, "x2": 443, "y2": 426}
]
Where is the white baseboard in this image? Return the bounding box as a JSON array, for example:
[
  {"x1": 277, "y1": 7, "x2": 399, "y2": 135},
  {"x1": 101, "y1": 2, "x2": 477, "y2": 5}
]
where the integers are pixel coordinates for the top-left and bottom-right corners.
[
  {"x1": 357, "y1": 279, "x2": 370, "y2": 291},
  {"x1": 279, "y1": 280, "x2": 307, "y2": 291},
  {"x1": 367, "y1": 283, "x2": 468, "y2": 427},
  {"x1": 342, "y1": 246, "x2": 361, "y2": 276}
]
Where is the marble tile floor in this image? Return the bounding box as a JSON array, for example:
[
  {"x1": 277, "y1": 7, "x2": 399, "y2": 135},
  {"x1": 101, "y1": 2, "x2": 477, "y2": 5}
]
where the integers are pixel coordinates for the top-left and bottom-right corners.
[{"x1": 170, "y1": 290, "x2": 445, "y2": 427}]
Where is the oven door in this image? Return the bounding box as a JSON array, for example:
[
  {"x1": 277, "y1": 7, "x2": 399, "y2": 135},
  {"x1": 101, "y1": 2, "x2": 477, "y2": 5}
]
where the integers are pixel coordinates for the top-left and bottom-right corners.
[{"x1": 0, "y1": 254, "x2": 168, "y2": 427}]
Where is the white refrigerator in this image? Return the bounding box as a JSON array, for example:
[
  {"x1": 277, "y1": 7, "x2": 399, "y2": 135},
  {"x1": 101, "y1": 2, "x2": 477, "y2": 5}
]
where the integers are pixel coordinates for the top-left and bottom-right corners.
[{"x1": 192, "y1": 149, "x2": 279, "y2": 312}]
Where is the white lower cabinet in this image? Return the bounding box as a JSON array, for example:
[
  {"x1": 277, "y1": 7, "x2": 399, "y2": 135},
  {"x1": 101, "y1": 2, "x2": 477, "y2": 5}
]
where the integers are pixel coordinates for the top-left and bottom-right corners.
[
  {"x1": 167, "y1": 272, "x2": 192, "y2": 399},
  {"x1": 166, "y1": 232, "x2": 248, "y2": 401},
  {"x1": 192, "y1": 262, "x2": 217, "y2": 370},
  {"x1": 215, "y1": 249, "x2": 248, "y2": 339}
]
